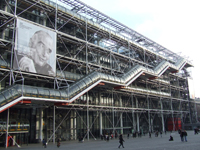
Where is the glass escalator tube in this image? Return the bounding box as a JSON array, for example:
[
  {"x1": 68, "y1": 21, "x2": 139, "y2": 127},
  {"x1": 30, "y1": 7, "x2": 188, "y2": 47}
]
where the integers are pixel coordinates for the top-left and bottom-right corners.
[
  {"x1": 115, "y1": 76, "x2": 121, "y2": 84},
  {"x1": 9, "y1": 86, "x2": 19, "y2": 98},
  {"x1": 101, "y1": 73, "x2": 109, "y2": 81},
  {"x1": 107, "y1": 74, "x2": 114, "y2": 82},
  {"x1": 88, "y1": 72, "x2": 99, "y2": 83},
  {"x1": 60, "y1": 90, "x2": 67, "y2": 100},
  {"x1": 123, "y1": 65, "x2": 140, "y2": 83},
  {"x1": 38, "y1": 87, "x2": 44, "y2": 97},
  {"x1": 0, "y1": 94, "x2": 6, "y2": 106},
  {"x1": 68, "y1": 83, "x2": 80, "y2": 97},
  {"x1": 44, "y1": 89, "x2": 50, "y2": 98},
  {"x1": 87, "y1": 74, "x2": 96, "y2": 85},
  {"x1": 78, "y1": 77, "x2": 89, "y2": 92},
  {"x1": 98, "y1": 72, "x2": 104, "y2": 80},
  {"x1": 123, "y1": 71, "x2": 132, "y2": 83},
  {"x1": 157, "y1": 61, "x2": 168, "y2": 75},
  {"x1": 24, "y1": 86, "x2": 33, "y2": 97},
  {"x1": 49, "y1": 89, "x2": 56, "y2": 99},
  {"x1": 75, "y1": 80, "x2": 85, "y2": 93},
  {"x1": 2, "y1": 89, "x2": 13, "y2": 103},
  {"x1": 154, "y1": 60, "x2": 164, "y2": 74},
  {"x1": 111, "y1": 75, "x2": 117, "y2": 83},
  {"x1": 16, "y1": 85, "x2": 23, "y2": 95},
  {"x1": 54, "y1": 89, "x2": 61, "y2": 99},
  {"x1": 81, "y1": 76, "x2": 93, "y2": 88}
]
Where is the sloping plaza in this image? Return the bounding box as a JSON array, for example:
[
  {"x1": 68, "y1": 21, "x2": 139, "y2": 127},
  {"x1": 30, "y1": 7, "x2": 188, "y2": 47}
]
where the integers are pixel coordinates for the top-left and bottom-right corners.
[{"x1": 2, "y1": 130, "x2": 200, "y2": 150}]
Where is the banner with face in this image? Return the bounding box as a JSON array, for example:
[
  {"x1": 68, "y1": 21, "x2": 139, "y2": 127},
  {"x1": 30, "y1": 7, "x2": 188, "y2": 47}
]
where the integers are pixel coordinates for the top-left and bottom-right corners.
[{"x1": 14, "y1": 19, "x2": 56, "y2": 76}]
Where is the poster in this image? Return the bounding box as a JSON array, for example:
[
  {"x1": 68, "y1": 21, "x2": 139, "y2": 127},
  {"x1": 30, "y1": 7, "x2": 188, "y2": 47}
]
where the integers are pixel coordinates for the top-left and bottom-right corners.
[{"x1": 13, "y1": 19, "x2": 56, "y2": 76}]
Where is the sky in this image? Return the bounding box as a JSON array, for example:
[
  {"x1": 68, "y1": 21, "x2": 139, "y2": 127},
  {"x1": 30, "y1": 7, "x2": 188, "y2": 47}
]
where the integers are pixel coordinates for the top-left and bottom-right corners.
[{"x1": 80, "y1": 0, "x2": 200, "y2": 98}]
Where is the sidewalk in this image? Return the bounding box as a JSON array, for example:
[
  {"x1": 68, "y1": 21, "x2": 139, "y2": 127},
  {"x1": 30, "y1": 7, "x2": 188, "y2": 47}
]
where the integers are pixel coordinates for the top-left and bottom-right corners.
[{"x1": 1, "y1": 131, "x2": 200, "y2": 150}]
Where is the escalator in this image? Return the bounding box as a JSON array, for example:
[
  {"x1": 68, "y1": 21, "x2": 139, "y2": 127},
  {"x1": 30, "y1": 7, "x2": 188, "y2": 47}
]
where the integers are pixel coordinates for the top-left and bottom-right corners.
[{"x1": 0, "y1": 58, "x2": 191, "y2": 113}]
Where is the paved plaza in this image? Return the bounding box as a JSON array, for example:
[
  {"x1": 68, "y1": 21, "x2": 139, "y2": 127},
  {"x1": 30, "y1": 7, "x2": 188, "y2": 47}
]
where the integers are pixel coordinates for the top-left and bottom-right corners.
[{"x1": 1, "y1": 131, "x2": 200, "y2": 150}]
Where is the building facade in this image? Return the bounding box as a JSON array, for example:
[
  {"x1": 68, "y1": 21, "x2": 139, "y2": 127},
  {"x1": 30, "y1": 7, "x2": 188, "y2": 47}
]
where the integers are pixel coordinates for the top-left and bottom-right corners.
[{"x1": 0, "y1": 0, "x2": 197, "y2": 147}]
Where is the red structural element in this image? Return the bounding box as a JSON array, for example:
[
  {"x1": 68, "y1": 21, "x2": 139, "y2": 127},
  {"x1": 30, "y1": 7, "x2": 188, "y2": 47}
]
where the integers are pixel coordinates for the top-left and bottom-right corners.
[
  {"x1": 114, "y1": 86, "x2": 126, "y2": 90},
  {"x1": 98, "y1": 82, "x2": 105, "y2": 86},
  {"x1": 7, "y1": 136, "x2": 13, "y2": 147},
  {"x1": 167, "y1": 118, "x2": 181, "y2": 131},
  {"x1": 171, "y1": 70, "x2": 179, "y2": 73},
  {"x1": 18, "y1": 100, "x2": 31, "y2": 104},
  {"x1": 54, "y1": 103, "x2": 69, "y2": 106},
  {"x1": 149, "y1": 76, "x2": 158, "y2": 80}
]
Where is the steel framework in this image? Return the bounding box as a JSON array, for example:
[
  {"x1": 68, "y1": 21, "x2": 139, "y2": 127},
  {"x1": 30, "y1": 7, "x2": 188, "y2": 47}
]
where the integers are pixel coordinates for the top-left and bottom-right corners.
[{"x1": 0, "y1": 0, "x2": 197, "y2": 147}]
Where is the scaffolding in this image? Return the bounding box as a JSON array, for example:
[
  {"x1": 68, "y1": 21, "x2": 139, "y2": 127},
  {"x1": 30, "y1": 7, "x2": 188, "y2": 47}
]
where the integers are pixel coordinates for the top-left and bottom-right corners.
[{"x1": 0, "y1": 0, "x2": 197, "y2": 148}]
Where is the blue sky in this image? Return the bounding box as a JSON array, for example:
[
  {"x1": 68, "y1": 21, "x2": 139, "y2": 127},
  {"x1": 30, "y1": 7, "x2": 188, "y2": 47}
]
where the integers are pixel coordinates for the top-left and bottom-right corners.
[{"x1": 81, "y1": 0, "x2": 200, "y2": 98}]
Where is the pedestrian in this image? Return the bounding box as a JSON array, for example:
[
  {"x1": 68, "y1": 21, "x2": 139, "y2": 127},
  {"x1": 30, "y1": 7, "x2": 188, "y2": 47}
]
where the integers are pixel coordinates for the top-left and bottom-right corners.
[
  {"x1": 57, "y1": 138, "x2": 60, "y2": 147},
  {"x1": 118, "y1": 134, "x2": 125, "y2": 148},
  {"x1": 169, "y1": 135, "x2": 174, "y2": 141},
  {"x1": 160, "y1": 131, "x2": 162, "y2": 137},
  {"x1": 183, "y1": 130, "x2": 187, "y2": 142},
  {"x1": 127, "y1": 133, "x2": 129, "y2": 139},
  {"x1": 42, "y1": 139, "x2": 47, "y2": 148},
  {"x1": 101, "y1": 134, "x2": 103, "y2": 140},
  {"x1": 149, "y1": 131, "x2": 151, "y2": 138},
  {"x1": 107, "y1": 135, "x2": 109, "y2": 142},
  {"x1": 180, "y1": 130, "x2": 184, "y2": 142}
]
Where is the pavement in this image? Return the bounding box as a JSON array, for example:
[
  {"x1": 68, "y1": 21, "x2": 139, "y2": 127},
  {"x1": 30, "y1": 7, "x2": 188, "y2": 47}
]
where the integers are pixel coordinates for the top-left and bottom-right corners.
[{"x1": 1, "y1": 130, "x2": 200, "y2": 150}]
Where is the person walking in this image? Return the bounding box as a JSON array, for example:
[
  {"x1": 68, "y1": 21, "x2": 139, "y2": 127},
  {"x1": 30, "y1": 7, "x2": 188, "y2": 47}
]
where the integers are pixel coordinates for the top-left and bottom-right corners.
[
  {"x1": 118, "y1": 134, "x2": 125, "y2": 148},
  {"x1": 183, "y1": 130, "x2": 187, "y2": 142},
  {"x1": 180, "y1": 130, "x2": 184, "y2": 142},
  {"x1": 57, "y1": 138, "x2": 61, "y2": 147},
  {"x1": 149, "y1": 131, "x2": 151, "y2": 138},
  {"x1": 42, "y1": 139, "x2": 47, "y2": 148}
]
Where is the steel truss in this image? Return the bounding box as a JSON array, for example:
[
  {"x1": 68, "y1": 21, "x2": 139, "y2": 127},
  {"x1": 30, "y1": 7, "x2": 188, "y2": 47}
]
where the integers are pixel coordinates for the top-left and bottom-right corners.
[{"x1": 0, "y1": 0, "x2": 197, "y2": 147}]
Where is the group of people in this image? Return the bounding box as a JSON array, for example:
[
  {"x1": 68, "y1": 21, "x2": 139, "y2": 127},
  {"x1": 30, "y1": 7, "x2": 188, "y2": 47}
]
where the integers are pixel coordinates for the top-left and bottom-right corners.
[
  {"x1": 178, "y1": 129, "x2": 187, "y2": 142},
  {"x1": 149, "y1": 130, "x2": 166, "y2": 138},
  {"x1": 100, "y1": 133, "x2": 115, "y2": 141},
  {"x1": 42, "y1": 138, "x2": 61, "y2": 148},
  {"x1": 41, "y1": 129, "x2": 190, "y2": 148}
]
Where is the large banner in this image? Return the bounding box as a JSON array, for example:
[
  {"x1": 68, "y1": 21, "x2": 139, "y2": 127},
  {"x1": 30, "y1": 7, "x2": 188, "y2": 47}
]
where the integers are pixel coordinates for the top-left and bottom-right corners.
[{"x1": 13, "y1": 19, "x2": 56, "y2": 76}]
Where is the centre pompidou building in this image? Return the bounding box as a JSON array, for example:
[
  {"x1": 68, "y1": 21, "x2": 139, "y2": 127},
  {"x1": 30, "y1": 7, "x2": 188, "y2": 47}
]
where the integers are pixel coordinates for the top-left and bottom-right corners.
[{"x1": 0, "y1": 0, "x2": 197, "y2": 147}]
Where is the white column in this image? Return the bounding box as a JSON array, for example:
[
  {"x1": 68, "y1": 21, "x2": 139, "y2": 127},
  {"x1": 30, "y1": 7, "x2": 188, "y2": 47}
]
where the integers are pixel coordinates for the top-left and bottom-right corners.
[
  {"x1": 53, "y1": 106, "x2": 55, "y2": 144},
  {"x1": 136, "y1": 97, "x2": 140, "y2": 132},
  {"x1": 171, "y1": 99, "x2": 174, "y2": 131},
  {"x1": 112, "y1": 90, "x2": 115, "y2": 135},
  {"x1": 147, "y1": 96, "x2": 151, "y2": 132},
  {"x1": 119, "y1": 95, "x2": 123, "y2": 134},
  {"x1": 74, "y1": 111, "x2": 77, "y2": 140},
  {"x1": 39, "y1": 109, "x2": 43, "y2": 141},
  {"x1": 87, "y1": 93, "x2": 89, "y2": 141},
  {"x1": 100, "y1": 112, "x2": 102, "y2": 135},
  {"x1": 132, "y1": 95, "x2": 136, "y2": 132},
  {"x1": 120, "y1": 113, "x2": 123, "y2": 134},
  {"x1": 99, "y1": 91, "x2": 102, "y2": 135},
  {"x1": 160, "y1": 99, "x2": 165, "y2": 132},
  {"x1": 5, "y1": 109, "x2": 9, "y2": 148}
]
